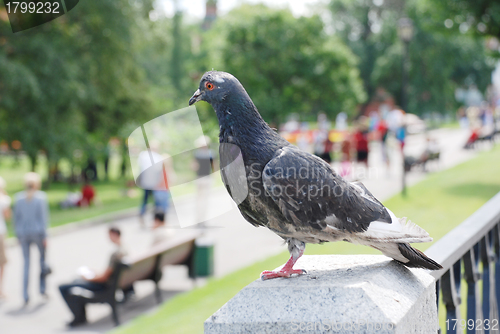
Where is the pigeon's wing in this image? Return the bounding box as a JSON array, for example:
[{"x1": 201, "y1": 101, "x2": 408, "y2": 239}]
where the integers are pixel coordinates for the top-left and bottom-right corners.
[
  {"x1": 262, "y1": 146, "x2": 391, "y2": 233},
  {"x1": 219, "y1": 142, "x2": 266, "y2": 228},
  {"x1": 350, "y1": 181, "x2": 385, "y2": 207}
]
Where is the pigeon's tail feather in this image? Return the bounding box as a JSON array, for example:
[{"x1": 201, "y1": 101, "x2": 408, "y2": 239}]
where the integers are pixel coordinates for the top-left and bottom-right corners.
[
  {"x1": 363, "y1": 216, "x2": 432, "y2": 243},
  {"x1": 398, "y1": 217, "x2": 432, "y2": 240},
  {"x1": 370, "y1": 242, "x2": 442, "y2": 270},
  {"x1": 396, "y1": 243, "x2": 443, "y2": 270}
]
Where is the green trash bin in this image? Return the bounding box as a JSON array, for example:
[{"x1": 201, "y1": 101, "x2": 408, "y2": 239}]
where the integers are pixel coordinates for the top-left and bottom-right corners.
[{"x1": 192, "y1": 237, "x2": 214, "y2": 277}]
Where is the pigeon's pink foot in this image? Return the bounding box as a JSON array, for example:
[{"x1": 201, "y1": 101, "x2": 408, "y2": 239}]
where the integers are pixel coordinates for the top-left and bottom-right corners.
[
  {"x1": 260, "y1": 268, "x2": 307, "y2": 280},
  {"x1": 260, "y1": 246, "x2": 306, "y2": 280}
]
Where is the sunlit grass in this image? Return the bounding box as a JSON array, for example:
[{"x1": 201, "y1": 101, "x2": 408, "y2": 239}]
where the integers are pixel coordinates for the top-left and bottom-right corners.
[
  {"x1": 438, "y1": 121, "x2": 461, "y2": 130},
  {"x1": 0, "y1": 153, "x2": 225, "y2": 237}
]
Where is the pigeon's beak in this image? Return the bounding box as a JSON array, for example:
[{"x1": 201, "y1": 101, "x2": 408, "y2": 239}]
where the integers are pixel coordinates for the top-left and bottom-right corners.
[{"x1": 189, "y1": 89, "x2": 202, "y2": 106}]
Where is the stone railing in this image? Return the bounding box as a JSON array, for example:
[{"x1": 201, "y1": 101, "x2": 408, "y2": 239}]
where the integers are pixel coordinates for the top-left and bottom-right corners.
[
  {"x1": 205, "y1": 254, "x2": 437, "y2": 333},
  {"x1": 426, "y1": 191, "x2": 500, "y2": 334},
  {"x1": 204, "y1": 192, "x2": 500, "y2": 334}
]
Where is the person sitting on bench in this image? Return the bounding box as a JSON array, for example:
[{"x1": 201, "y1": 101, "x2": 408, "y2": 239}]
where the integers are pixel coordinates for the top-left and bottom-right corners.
[
  {"x1": 58, "y1": 227, "x2": 127, "y2": 327},
  {"x1": 151, "y1": 211, "x2": 174, "y2": 246}
]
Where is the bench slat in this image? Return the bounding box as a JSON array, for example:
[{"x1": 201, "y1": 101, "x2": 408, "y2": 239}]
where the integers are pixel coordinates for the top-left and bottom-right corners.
[{"x1": 117, "y1": 231, "x2": 202, "y2": 289}]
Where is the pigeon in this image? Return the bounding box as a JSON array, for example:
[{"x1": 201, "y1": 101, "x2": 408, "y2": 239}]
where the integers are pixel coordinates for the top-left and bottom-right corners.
[{"x1": 189, "y1": 71, "x2": 442, "y2": 280}]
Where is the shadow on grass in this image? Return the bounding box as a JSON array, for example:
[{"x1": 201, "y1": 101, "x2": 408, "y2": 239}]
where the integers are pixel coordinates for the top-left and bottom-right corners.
[{"x1": 444, "y1": 183, "x2": 500, "y2": 200}]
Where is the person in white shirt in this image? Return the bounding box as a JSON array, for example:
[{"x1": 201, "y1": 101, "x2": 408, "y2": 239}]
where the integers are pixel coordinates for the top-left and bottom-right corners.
[
  {"x1": 0, "y1": 176, "x2": 12, "y2": 299},
  {"x1": 137, "y1": 142, "x2": 175, "y2": 228},
  {"x1": 151, "y1": 212, "x2": 173, "y2": 246},
  {"x1": 137, "y1": 145, "x2": 164, "y2": 227}
]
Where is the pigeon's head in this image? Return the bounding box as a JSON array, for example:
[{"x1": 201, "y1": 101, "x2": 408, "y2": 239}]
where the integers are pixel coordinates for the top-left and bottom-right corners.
[{"x1": 189, "y1": 71, "x2": 243, "y2": 107}]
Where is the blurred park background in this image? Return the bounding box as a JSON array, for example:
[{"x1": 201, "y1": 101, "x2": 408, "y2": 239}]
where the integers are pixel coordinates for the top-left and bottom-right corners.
[{"x1": 1, "y1": 0, "x2": 500, "y2": 333}]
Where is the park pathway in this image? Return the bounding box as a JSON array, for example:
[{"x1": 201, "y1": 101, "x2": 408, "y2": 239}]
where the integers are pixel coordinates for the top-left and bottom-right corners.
[{"x1": 0, "y1": 127, "x2": 481, "y2": 334}]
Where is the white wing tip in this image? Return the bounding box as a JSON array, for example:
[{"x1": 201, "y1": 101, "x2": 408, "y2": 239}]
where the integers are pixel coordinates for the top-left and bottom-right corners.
[{"x1": 399, "y1": 217, "x2": 431, "y2": 237}]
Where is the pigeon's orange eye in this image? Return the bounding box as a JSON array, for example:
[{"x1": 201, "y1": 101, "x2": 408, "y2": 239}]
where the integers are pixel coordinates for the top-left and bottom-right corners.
[{"x1": 205, "y1": 82, "x2": 214, "y2": 90}]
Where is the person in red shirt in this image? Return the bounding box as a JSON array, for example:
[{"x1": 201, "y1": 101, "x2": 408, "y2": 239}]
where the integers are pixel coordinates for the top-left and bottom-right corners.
[
  {"x1": 353, "y1": 126, "x2": 369, "y2": 168},
  {"x1": 376, "y1": 119, "x2": 390, "y2": 169},
  {"x1": 464, "y1": 127, "x2": 479, "y2": 149},
  {"x1": 77, "y1": 180, "x2": 95, "y2": 207}
]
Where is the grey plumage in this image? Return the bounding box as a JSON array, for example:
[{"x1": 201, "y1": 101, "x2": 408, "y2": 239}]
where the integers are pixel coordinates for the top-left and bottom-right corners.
[{"x1": 189, "y1": 71, "x2": 442, "y2": 275}]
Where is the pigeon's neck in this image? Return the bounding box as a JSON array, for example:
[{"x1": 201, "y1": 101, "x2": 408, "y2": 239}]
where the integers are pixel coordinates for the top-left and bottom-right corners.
[
  {"x1": 213, "y1": 96, "x2": 261, "y2": 128},
  {"x1": 212, "y1": 94, "x2": 287, "y2": 159}
]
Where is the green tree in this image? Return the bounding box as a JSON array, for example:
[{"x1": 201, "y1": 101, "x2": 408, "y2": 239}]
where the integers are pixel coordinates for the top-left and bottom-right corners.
[
  {"x1": 329, "y1": 0, "x2": 495, "y2": 115},
  {"x1": 65, "y1": 0, "x2": 153, "y2": 178},
  {"x1": 0, "y1": 14, "x2": 85, "y2": 172},
  {"x1": 431, "y1": 0, "x2": 500, "y2": 41},
  {"x1": 372, "y1": 22, "x2": 494, "y2": 114},
  {"x1": 329, "y1": 0, "x2": 404, "y2": 111},
  {"x1": 209, "y1": 4, "x2": 366, "y2": 123},
  {"x1": 0, "y1": 0, "x2": 155, "y2": 181}
]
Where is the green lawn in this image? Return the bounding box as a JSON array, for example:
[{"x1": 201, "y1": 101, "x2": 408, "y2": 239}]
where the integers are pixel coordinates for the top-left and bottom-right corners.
[
  {"x1": 0, "y1": 153, "x2": 141, "y2": 237},
  {"x1": 438, "y1": 121, "x2": 461, "y2": 129},
  {"x1": 0, "y1": 154, "x2": 218, "y2": 237},
  {"x1": 111, "y1": 145, "x2": 500, "y2": 334},
  {"x1": 3, "y1": 182, "x2": 143, "y2": 237}
]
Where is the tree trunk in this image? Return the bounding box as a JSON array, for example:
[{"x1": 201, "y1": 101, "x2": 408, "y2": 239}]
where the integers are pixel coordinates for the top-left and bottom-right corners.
[
  {"x1": 29, "y1": 154, "x2": 37, "y2": 172},
  {"x1": 83, "y1": 158, "x2": 98, "y2": 181},
  {"x1": 120, "y1": 139, "x2": 128, "y2": 178},
  {"x1": 44, "y1": 152, "x2": 52, "y2": 190},
  {"x1": 103, "y1": 149, "x2": 110, "y2": 181}
]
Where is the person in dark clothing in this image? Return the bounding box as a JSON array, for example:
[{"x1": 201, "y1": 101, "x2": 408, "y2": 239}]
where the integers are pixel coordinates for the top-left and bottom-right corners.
[
  {"x1": 59, "y1": 227, "x2": 126, "y2": 327},
  {"x1": 194, "y1": 136, "x2": 214, "y2": 178},
  {"x1": 313, "y1": 130, "x2": 333, "y2": 163}
]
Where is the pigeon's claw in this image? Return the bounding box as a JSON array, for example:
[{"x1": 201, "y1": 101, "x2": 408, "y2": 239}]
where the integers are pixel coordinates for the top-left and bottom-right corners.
[
  {"x1": 260, "y1": 243, "x2": 306, "y2": 280},
  {"x1": 260, "y1": 268, "x2": 306, "y2": 280}
]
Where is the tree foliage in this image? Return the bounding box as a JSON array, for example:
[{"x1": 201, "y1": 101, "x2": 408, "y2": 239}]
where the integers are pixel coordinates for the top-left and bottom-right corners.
[
  {"x1": 329, "y1": 0, "x2": 404, "y2": 104},
  {"x1": 0, "y1": 0, "x2": 497, "y2": 182},
  {"x1": 431, "y1": 0, "x2": 500, "y2": 40},
  {"x1": 209, "y1": 5, "x2": 366, "y2": 123},
  {"x1": 0, "y1": 0, "x2": 154, "y2": 174},
  {"x1": 329, "y1": 0, "x2": 496, "y2": 115}
]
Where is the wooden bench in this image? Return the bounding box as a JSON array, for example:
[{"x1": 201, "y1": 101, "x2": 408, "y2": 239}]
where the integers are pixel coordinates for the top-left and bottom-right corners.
[
  {"x1": 404, "y1": 150, "x2": 440, "y2": 172},
  {"x1": 73, "y1": 230, "x2": 202, "y2": 325}
]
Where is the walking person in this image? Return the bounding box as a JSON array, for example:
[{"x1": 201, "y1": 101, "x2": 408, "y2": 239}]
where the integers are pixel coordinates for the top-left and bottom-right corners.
[
  {"x1": 152, "y1": 152, "x2": 175, "y2": 226},
  {"x1": 377, "y1": 119, "x2": 390, "y2": 172},
  {"x1": 0, "y1": 176, "x2": 12, "y2": 299},
  {"x1": 14, "y1": 172, "x2": 50, "y2": 305},
  {"x1": 353, "y1": 123, "x2": 370, "y2": 169},
  {"x1": 137, "y1": 142, "x2": 163, "y2": 227}
]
